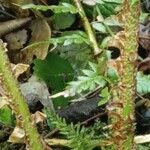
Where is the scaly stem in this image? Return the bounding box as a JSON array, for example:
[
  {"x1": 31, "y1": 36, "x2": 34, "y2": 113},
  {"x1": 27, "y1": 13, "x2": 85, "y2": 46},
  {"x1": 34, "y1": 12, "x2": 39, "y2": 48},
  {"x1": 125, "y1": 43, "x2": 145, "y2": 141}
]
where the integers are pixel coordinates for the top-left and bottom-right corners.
[
  {"x1": 0, "y1": 40, "x2": 44, "y2": 150},
  {"x1": 74, "y1": 0, "x2": 102, "y2": 56},
  {"x1": 108, "y1": 1, "x2": 140, "y2": 149}
]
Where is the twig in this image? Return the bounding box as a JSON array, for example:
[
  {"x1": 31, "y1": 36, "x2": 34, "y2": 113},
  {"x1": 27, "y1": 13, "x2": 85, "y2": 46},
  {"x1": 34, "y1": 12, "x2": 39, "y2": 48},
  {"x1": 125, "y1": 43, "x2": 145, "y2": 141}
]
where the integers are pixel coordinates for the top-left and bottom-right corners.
[
  {"x1": 80, "y1": 112, "x2": 107, "y2": 125},
  {"x1": 134, "y1": 134, "x2": 150, "y2": 144},
  {"x1": 45, "y1": 135, "x2": 150, "y2": 147},
  {"x1": 45, "y1": 128, "x2": 59, "y2": 138},
  {"x1": 45, "y1": 138, "x2": 100, "y2": 147},
  {"x1": 49, "y1": 90, "x2": 69, "y2": 99},
  {"x1": 49, "y1": 86, "x2": 102, "y2": 100},
  {"x1": 45, "y1": 138, "x2": 69, "y2": 147},
  {"x1": 0, "y1": 17, "x2": 31, "y2": 37},
  {"x1": 73, "y1": 0, "x2": 102, "y2": 56},
  {"x1": 136, "y1": 93, "x2": 149, "y2": 107}
]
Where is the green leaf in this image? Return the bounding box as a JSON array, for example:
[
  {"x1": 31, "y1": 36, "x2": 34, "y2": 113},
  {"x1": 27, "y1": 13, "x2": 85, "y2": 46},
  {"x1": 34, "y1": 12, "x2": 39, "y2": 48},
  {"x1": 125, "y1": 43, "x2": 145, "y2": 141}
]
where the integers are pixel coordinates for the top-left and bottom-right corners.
[
  {"x1": 96, "y1": 0, "x2": 122, "y2": 4},
  {"x1": 97, "y1": 54, "x2": 107, "y2": 75},
  {"x1": 46, "y1": 113, "x2": 99, "y2": 150},
  {"x1": 140, "y1": 13, "x2": 149, "y2": 23},
  {"x1": 104, "y1": 16, "x2": 123, "y2": 27},
  {"x1": 34, "y1": 53, "x2": 74, "y2": 107},
  {"x1": 51, "y1": 31, "x2": 90, "y2": 46},
  {"x1": 52, "y1": 13, "x2": 76, "y2": 30},
  {"x1": 107, "y1": 68, "x2": 119, "y2": 83},
  {"x1": 34, "y1": 53, "x2": 74, "y2": 90},
  {"x1": 20, "y1": 3, "x2": 77, "y2": 14},
  {"x1": 98, "y1": 4, "x2": 114, "y2": 17},
  {"x1": 97, "y1": 1, "x2": 122, "y2": 17},
  {"x1": 131, "y1": 0, "x2": 139, "y2": 6},
  {"x1": 21, "y1": 31, "x2": 90, "y2": 53},
  {"x1": 55, "y1": 43, "x2": 92, "y2": 69},
  {"x1": 67, "y1": 62, "x2": 107, "y2": 95},
  {"x1": 0, "y1": 106, "x2": 15, "y2": 126},
  {"x1": 92, "y1": 22, "x2": 107, "y2": 33},
  {"x1": 98, "y1": 87, "x2": 110, "y2": 106},
  {"x1": 100, "y1": 36, "x2": 112, "y2": 49},
  {"x1": 82, "y1": 69, "x2": 95, "y2": 77},
  {"x1": 137, "y1": 72, "x2": 150, "y2": 94},
  {"x1": 88, "y1": 62, "x2": 97, "y2": 72}
]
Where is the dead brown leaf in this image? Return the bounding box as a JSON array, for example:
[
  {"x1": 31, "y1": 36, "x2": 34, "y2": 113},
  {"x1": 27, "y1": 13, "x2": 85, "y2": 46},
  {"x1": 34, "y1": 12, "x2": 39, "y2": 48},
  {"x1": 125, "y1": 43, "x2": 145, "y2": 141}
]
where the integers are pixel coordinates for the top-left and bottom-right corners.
[
  {"x1": 9, "y1": 126, "x2": 25, "y2": 143},
  {"x1": 0, "y1": 97, "x2": 8, "y2": 108},
  {"x1": 5, "y1": 29, "x2": 28, "y2": 51},
  {"x1": 11, "y1": 63, "x2": 29, "y2": 78},
  {"x1": 31, "y1": 111, "x2": 46, "y2": 123},
  {"x1": 139, "y1": 23, "x2": 150, "y2": 56},
  {"x1": 15, "y1": 19, "x2": 51, "y2": 64}
]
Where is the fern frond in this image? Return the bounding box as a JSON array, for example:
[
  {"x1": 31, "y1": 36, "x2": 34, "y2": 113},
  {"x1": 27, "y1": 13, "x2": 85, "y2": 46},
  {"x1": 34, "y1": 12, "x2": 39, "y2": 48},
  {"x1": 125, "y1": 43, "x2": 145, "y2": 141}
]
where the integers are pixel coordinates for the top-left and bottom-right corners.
[
  {"x1": 47, "y1": 113, "x2": 100, "y2": 150},
  {"x1": 20, "y1": 3, "x2": 77, "y2": 14},
  {"x1": 51, "y1": 31, "x2": 90, "y2": 46},
  {"x1": 67, "y1": 62, "x2": 107, "y2": 95},
  {"x1": 22, "y1": 31, "x2": 90, "y2": 51}
]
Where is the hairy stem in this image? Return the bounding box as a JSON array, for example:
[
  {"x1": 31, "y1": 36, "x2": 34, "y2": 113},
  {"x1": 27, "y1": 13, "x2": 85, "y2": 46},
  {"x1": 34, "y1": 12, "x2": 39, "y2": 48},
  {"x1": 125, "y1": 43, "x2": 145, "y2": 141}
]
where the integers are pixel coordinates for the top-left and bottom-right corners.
[
  {"x1": 108, "y1": 1, "x2": 140, "y2": 149},
  {"x1": 0, "y1": 40, "x2": 44, "y2": 150},
  {"x1": 74, "y1": 0, "x2": 101, "y2": 56}
]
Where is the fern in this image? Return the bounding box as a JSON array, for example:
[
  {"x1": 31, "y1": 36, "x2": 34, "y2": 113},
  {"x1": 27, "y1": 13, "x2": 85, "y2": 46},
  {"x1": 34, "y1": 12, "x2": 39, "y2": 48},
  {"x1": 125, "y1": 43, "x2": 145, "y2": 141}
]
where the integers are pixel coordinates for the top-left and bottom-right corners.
[
  {"x1": 55, "y1": 43, "x2": 92, "y2": 69},
  {"x1": 47, "y1": 113, "x2": 100, "y2": 150},
  {"x1": 51, "y1": 31, "x2": 90, "y2": 46},
  {"x1": 20, "y1": 3, "x2": 77, "y2": 14},
  {"x1": 23, "y1": 31, "x2": 90, "y2": 51},
  {"x1": 67, "y1": 62, "x2": 107, "y2": 95}
]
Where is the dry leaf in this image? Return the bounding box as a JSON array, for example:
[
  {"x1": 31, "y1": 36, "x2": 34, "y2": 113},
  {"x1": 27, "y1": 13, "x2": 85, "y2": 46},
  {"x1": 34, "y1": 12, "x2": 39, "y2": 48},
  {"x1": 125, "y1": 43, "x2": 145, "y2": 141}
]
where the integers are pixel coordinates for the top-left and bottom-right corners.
[
  {"x1": 0, "y1": 17, "x2": 31, "y2": 37},
  {"x1": 4, "y1": 0, "x2": 32, "y2": 17},
  {"x1": 0, "y1": 81, "x2": 6, "y2": 96},
  {"x1": 31, "y1": 111, "x2": 46, "y2": 123},
  {"x1": 139, "y1": 23, "x2": 150, "y2": 56},
  {"x1": 5, "y1": 29, "x2": 28, "y2": 51},
  {"x1": 0, "y1": 97, "x2": 8, "y2": 108},
  {"x1": 108, "y1": 31, "x2": 125, "y2": 51},
  {"x1": 107, "y1": 31, "x2": 125, "y2": 74},
  {"x1": 11, "y1": 63, "x2": 29, "y2": 78},
  {"x1": 9, "y1": 126, "x2": 25, "y2": 143},
  {"x1": 15, "y1": 19, "x2": 51, "y2": 64}
]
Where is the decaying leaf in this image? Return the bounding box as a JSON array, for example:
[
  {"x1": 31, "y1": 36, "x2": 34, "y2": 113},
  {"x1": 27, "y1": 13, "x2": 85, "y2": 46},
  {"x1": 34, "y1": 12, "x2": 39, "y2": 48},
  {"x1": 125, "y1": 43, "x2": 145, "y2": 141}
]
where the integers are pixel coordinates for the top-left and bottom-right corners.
[
  {"x1": 5, "y1": 29, "x2": 28, "y2": 51},
  {"x1": 108, "y1": 31, "x2": 125, "y2": 50},
  {"x1": 15, "y1": 19, "x2": 51, "y2": 64},
  {"x1": 0, "y1": 81, "x2": 6, "y2": 96},
  {"x1": 107, "y1": 31, "x2": 125, "y2": 74},
  {"x1": 139, "y1": 23, "x2": 150, "y2": 56},
  {"x1": 5, "y1": 0, "x2": 32, "y2": 17},
  {"x1": 0, "y1": 97, "x2": 8, "y2": 108},
  {"x1": 11, "y1": 63, "x2": 29, "y2": 78},
  {"x1": 9, "y1": 126, "x2": 25, "y2": 143},
  {"x1": 31, "y1": 111, "x2": 46, "y2": 123},
  {"x1": 0, "y1": 17, "x2": 31, "y2": 37}
]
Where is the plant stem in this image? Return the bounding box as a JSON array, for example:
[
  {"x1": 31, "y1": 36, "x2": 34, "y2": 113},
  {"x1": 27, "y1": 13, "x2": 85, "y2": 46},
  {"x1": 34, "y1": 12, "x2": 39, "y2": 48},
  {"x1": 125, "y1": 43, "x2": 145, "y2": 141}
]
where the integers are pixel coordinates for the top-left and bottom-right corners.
[
  {"x1": 0, "y1": 40, "x2": 44, "y2": 150},
  {"x1": 74, "y1": 0, "x2": 102, "y2": 56},
  {"x1": 108, "y1": 1, "x2": 140, "y2": 149}
]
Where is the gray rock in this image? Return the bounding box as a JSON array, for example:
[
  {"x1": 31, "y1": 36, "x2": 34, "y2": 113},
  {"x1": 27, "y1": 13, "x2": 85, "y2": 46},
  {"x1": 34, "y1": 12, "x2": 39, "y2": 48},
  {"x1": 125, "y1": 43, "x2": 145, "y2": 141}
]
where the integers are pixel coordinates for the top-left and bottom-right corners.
[{"x1": 20, "y1": 75, "x2": 54, "y2": 113}]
